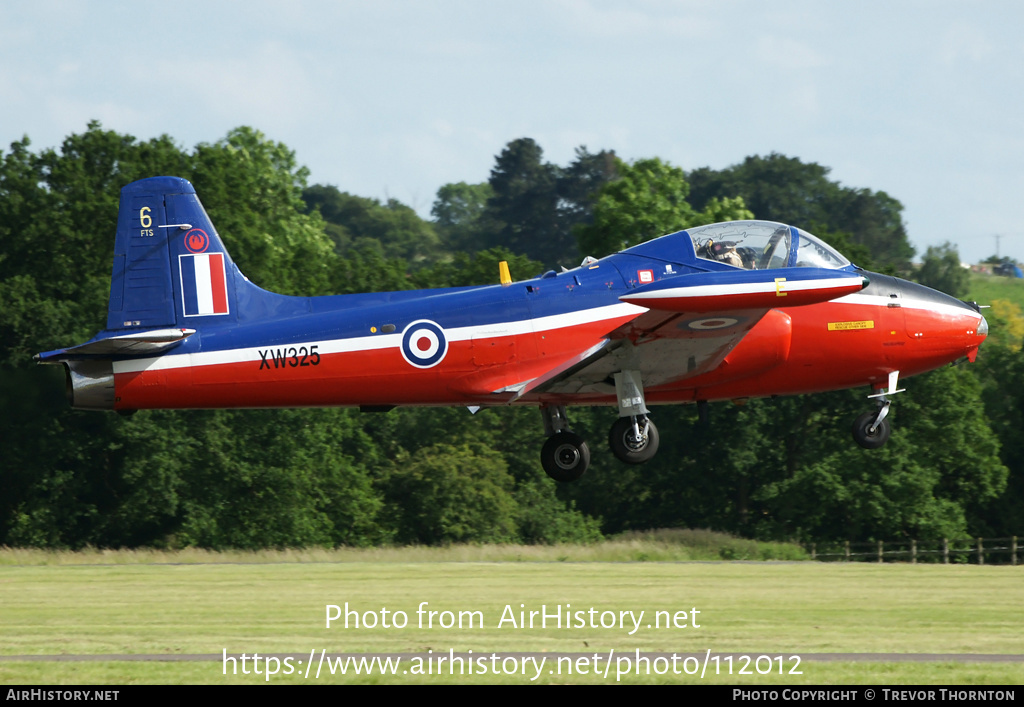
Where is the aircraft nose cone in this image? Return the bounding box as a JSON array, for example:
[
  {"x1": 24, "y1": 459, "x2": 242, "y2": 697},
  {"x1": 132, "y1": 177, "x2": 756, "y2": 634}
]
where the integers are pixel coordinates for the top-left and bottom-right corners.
[
  {"x1": 964, "y1": 313, "x2": 989, "y2": 362},
  {"x1": 879, "y1": 276, "x2": 990, "y2": 363}
]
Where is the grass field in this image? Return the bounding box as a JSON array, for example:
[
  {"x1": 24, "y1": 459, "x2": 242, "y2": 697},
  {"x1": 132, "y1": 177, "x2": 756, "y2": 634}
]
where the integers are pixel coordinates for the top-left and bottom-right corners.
[
  {"x1": 967, "y1": 271, "x2": 1024, "y2": 311},
  {"x1": 1, "y1": 543, "x2": 1022, "y2": 685}
]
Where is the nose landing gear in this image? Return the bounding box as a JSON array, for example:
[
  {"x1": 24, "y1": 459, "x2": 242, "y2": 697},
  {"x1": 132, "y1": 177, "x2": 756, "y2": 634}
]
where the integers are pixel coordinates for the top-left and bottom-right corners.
[
  {"x1": 852, "y1": 409, "x2": 891, "y2": 449},
  {"x1": 852, "y1": 370, "x2": 903, "y2": 450}
]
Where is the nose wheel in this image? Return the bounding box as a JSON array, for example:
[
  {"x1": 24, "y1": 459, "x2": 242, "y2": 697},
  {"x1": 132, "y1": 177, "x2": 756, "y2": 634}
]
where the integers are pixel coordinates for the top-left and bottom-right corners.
[
  {"x1": 852, "y1": 371, "x2": 902, "y2": 449},
  {"x1": 852, "y1": 408, "x2": 891, "y2": 449}
]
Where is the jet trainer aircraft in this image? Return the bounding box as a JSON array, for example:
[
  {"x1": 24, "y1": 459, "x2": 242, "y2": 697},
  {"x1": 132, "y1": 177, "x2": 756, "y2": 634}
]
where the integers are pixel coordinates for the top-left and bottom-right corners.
[{"x1": 36, "y1": 177, "x2": 988, "y2": 482}]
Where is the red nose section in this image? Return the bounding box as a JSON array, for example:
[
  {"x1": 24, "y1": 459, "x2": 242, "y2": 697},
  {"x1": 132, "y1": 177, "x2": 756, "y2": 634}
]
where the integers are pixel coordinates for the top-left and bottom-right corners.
[
  {"x1": 898, "y1": 284, "x2": 988, "y2": 368},
  {"x1": 966, "y1": 313, "x2": 989, "y2": 362}
]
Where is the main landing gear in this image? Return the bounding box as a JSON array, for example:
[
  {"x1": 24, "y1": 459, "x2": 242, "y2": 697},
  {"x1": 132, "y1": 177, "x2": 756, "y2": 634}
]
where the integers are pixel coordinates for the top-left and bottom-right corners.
[
  {"x1": 540, "y1": 405, "x2": 591, "y2": 482},
  {"x1": 852, "y1": 370, "x2": 904, "y2": 450},
  {"x1": 608, "y1": 416, "x2": 660, "y2": 464},
  {"x1": 539, "y1": 370, "x2": 661, "y2": 482}
]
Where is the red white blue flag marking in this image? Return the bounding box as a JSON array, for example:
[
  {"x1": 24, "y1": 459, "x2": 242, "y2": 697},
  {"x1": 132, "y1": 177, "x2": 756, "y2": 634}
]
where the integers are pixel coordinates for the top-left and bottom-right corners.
[{"x1": 180, "y1": 253, "x2": 229, "y2": 317}]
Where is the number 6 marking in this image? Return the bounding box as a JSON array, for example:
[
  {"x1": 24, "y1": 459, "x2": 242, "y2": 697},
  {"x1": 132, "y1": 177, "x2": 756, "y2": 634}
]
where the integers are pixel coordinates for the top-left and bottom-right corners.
[{"x1": 140, "y1": 206, "x2": 152, "y2": 228}]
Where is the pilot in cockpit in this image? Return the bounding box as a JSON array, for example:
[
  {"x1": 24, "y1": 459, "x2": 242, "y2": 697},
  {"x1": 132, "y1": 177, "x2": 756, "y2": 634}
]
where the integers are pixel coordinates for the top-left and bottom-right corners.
[{"x1": 697, "y1": 240, "x2": 758, "y2": 270}]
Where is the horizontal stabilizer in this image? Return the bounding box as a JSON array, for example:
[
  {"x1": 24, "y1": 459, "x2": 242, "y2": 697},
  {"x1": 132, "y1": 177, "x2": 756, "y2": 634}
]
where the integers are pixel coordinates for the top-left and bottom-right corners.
[
  {"x1": 36, "y1": 328, "x2": 195, "y2": 362},
  {"x1": 619, "y1": 268, "x2": 868, "y2": 313}
]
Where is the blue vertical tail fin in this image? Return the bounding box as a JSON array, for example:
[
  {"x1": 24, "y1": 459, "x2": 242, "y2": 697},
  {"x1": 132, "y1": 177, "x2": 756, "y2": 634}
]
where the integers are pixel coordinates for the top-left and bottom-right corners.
[
  {"x1": 36, "y1": 176, "x2": 304, "y2": 409},
  {"x1": 107, "y1": 176, "x2": 240, "y2": 331}
]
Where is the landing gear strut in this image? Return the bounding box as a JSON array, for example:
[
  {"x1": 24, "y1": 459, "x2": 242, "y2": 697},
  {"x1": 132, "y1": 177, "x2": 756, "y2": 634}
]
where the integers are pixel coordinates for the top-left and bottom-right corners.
[
  {"x1": 538, "y1": 370, "x2": 664, "y2": 481},
  {"x1": 607, "y1": 369, "x2": 661, "y2": 464},
  {"x1": 852, "y1": 370, "x2": 903, "y2": 450}
]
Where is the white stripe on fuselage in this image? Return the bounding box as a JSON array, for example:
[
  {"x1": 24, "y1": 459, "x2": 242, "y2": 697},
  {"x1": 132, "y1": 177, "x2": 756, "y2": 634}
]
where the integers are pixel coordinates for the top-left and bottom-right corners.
[
  {"x1": 111, "y1": 301, "x2": 647, "y2": 375},
  {"x1": 626, "y1": 276, "x2": 859, "y2": 300},
  {"x1": 830, "y1": 292, "x2": 982, "y2": 320}
]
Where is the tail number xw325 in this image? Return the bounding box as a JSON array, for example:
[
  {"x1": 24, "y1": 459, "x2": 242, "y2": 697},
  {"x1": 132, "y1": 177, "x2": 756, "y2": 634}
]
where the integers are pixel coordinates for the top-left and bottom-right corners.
[{"x1": 258, "y1": 345, "x2": 321, "y2": 370}]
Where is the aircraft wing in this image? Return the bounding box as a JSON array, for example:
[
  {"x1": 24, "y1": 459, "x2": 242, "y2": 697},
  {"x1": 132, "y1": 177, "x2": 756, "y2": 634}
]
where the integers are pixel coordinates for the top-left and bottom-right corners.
[{"x1": 515, "y1": 267, "x2": 867, "y2": 399}]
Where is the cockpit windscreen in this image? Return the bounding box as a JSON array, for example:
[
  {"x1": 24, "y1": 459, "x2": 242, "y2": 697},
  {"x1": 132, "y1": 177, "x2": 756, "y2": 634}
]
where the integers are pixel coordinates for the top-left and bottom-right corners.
[{"x1": 689, "y1": 221, "x2": 850, "y2": 270}]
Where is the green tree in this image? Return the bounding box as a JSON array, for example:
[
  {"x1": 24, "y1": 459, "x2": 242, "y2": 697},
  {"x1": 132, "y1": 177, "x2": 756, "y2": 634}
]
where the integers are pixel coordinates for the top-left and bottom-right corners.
[
  {"x1": 328, "y1": 241, "x2": 414, "y2": 295},
  {"x1": 303, "y1": 184, "x2": 441, "y2": 265},
  {"x1": 914, "y1": 242, "x2": 970, "y2": 298},
  {"x1": 484, "y1": 138, "x2": 564, "y2": 265},
  {"x1": 5, "y1": 124, "x2": 1016, "y2": 551},
  {"x1": 576, "y1": 157, "x2": 753, "y2": 257},
  {"x1": 381, "y1": 443, "x2": 518, "y2": 544},
  {"x1": 1, "y1": 123, "x2": 610, "y2": 549},
  {"x1": 411, "y1": 247, "x2": 543, "y2": 289},
  {"x1": 687, "y1": 153, "x2": 914, "y2": 269},
  {"x1": 173, "y1": 410, "x2": 386, "y2": 549},
  {"x1": 431, "y1": 181, "x2": 495, "y2": 252},
  {"x1": 557, "y1": 146, "x2": 620, "y2": 230},
  {"x1": 970, "y1": 315, "x2": 1024, "y2": 536},
  {"x1": 367, "y1": 404, "x2": 604, "y2": 544},
  {"x1": 479, "y1": 140, "x2": 619, "y2": 268},
  {"x1": 748, "y1": 366, "x2": 1006, "y2": 543},
  {"x1": 192, "y1": 127, "x2": 335, "y2": 296}
]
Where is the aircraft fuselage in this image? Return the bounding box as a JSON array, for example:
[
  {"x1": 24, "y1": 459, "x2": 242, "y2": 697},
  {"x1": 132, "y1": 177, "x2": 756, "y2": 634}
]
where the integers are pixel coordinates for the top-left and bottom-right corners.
[
  {"x1": 106, "y1": 269, "x2": 984, "y2": 411},
  {"x1": 37, "y1": 178, "x2": 988, "y2": 480}
]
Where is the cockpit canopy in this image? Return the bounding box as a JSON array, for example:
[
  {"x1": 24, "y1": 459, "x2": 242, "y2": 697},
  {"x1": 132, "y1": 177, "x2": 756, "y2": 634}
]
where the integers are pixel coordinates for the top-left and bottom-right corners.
[{"x1": 689, "y1": 221, "x2": 851, "y2": 271}]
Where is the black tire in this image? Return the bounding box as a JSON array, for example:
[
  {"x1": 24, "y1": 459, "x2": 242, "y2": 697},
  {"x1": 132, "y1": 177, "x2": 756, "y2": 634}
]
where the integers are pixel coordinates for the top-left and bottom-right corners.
[
  {"x1": 609, "y1": 417, "x2": 660, "y2": 464},
  {"x1": 852, "y1": 411, "x2": 891, "y2": 449},
  {"x1": 541, "y1": 432, "x2": 591, "y2": 482}
]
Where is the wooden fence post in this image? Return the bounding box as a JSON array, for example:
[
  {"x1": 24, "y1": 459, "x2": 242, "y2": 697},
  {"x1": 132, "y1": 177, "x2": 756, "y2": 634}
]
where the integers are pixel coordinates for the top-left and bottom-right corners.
[{"x1": 824, "y1": 536, "x2": 1018, "y2": 564}]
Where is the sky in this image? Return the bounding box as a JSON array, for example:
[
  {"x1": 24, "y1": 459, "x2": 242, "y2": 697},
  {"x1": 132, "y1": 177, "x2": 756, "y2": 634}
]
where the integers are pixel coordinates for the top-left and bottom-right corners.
[{"x1": 3, "y1": 0, "x2": 1024, "y2": 263}]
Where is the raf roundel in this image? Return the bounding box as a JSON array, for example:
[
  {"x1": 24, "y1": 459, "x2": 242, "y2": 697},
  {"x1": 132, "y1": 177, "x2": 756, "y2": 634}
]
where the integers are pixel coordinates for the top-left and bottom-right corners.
[
  {"x1": 687, "y1": 317, "x2": 740, "y2": 331},
  {"x1": 401, "y1": 320, "x2": 448, "y2": 369}
]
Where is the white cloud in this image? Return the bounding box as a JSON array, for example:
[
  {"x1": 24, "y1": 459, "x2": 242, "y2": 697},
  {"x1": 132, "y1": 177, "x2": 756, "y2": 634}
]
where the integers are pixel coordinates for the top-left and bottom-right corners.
[{"x1": 938, "y1": 22, "x2": 995, "y2": 66}]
